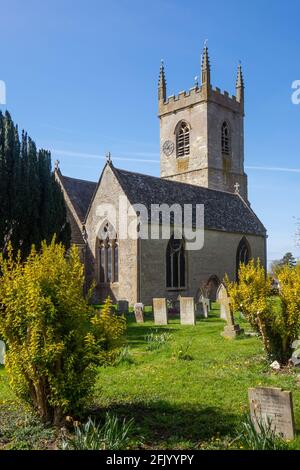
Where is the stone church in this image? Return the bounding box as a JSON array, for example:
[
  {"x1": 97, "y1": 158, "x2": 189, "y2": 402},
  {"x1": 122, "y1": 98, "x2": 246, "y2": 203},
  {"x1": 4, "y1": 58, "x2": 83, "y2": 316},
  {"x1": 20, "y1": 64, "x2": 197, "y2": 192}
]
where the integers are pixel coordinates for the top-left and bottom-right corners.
[{"x1": 55, "y1": 46, "x2": 267, "y2": 306}]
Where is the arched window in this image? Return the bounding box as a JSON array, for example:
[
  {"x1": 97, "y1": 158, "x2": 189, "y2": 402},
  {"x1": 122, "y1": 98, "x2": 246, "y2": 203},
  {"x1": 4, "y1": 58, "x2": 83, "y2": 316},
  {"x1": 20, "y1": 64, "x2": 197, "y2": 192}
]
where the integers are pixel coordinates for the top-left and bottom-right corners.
[
  {"x1": 98, "y1": 222, "x2": 119, "y2": 284},
  {"x1": 221, "y1": 122, "x2": 231, "y2": 156},
  {"x1": 166, "y1": 235, "x2": 186, "y2": 288},
  {"x1": 236, "y1": 237, "x2": 251, "y2": 280},
  {"x1": 176, "y1": 121, "x2": 190, "y2": 157}
]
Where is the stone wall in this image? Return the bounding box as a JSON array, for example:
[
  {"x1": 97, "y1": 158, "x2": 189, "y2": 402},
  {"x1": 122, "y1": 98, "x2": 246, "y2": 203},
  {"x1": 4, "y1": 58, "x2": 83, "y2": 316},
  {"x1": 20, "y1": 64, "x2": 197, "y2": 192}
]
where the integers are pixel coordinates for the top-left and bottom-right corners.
[
  {"x1": 85, "y1": 165, "x2": 139, "y2": 305},
  {"x1": 140, "y1": 229, "x2": 266, "y2": 305},
  {"x1": 159, "y1": 81, "x2": 247, "y2": 199}
]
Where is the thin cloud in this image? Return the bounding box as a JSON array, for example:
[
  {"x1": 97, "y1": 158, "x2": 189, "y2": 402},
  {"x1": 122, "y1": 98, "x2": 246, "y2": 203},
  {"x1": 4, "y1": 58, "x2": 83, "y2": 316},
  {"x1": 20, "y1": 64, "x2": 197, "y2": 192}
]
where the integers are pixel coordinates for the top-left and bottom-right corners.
[
  {"x1": 246, "y1": 165, "x2": 300, "y2": 173},
  {"x1": 50, "y1": 149, "x2": 300, "y2": 173},
  {"x1": 50, "y1": 148, "x2": 159, "y2": 163}
]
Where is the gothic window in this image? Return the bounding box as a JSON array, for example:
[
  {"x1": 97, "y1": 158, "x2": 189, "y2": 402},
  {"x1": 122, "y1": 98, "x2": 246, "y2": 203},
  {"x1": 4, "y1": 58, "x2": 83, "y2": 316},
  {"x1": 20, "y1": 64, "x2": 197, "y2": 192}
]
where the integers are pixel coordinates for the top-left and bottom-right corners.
[
  {"x1": 98, "y1": 223, "x2": 119, "y2": 284},
  {"x1": 236, "y1": 237, "x2": 251, "y2": 280},
  {"x1": 176, "y1": 121, "x2": 190, "y2": 157},
  {"x1": 221, "y1": 121, "x2": 231, "y2": 156},
  {"x1": 166, "y1": 235, "x2": 186, "y2": 288}
]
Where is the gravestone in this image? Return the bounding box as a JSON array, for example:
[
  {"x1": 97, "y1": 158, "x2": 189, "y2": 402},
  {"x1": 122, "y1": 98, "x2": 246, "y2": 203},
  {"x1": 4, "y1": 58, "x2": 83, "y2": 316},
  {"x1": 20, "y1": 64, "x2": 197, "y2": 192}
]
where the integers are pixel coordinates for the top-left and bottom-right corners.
[
  {"x1": 196, "y1": 297, "x2": 210, "y2": 318},
  {"x1": 153, "y1": 298, "x2": 168, "y2": 325},
  {"x1": 217, "y1": 284, "x2": 243, "y2": 339},
  {"x1": 248, "y1": 387, "x2": 295, "y2": 440},
  {"x1": 180, "y1": 297, "x2": 196, "y2": 326},
  {"x1": 217, "y1": 284, "x2": 228, "y2": 321},
  {"x1": 134, "y1": 303, "x2": 144, "y2": 323},
  {"x1": 117, "y1": 300, "x2": 129, "y2": 314},
  {"x1": 202, "y1": 298, "x2": 210, "y2": 318},
  {"x1": 0, "y1": 340, "x2": 5, "y2": 365}
]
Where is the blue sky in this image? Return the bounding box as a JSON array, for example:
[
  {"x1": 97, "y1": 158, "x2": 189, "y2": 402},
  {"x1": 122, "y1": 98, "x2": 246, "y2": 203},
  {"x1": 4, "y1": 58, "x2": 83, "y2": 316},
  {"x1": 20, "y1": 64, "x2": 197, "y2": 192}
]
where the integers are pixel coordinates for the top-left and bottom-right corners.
[{"x1": 1, "y1": 0, "x2": 299, "y2": 263}]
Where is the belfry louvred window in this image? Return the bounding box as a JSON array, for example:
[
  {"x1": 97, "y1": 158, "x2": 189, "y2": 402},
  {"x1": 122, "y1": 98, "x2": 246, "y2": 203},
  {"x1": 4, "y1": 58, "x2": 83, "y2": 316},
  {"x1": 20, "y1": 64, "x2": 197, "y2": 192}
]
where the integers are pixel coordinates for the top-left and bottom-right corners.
[
  {"x1": 221, "y1": 122, "x2": 230, "y2": 155},
  {"x1": 176, "y1": 122, "x2": 190, "y2": 157}
]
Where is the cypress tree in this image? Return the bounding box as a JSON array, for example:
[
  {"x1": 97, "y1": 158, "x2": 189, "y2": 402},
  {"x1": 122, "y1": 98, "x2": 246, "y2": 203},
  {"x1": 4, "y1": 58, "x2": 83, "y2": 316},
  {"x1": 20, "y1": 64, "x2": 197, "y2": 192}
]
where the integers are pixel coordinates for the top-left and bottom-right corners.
[{"x1": 0, "y1": 112, "x2": 70, "y2": 257}]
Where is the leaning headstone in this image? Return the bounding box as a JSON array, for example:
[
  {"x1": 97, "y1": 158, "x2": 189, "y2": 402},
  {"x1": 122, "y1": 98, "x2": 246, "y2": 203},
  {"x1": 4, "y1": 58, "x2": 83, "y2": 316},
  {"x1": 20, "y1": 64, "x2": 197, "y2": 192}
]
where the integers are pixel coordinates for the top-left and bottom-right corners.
[
  {"x1": 117, "y1": 300, "x2": 129, "y2": 314},
  {"x1": 134, "y1": 303, "x2": 144, "y2": 323},
  {"x1": 0, "y1": 340, "x2": 5, "y2": 365},
  {"x1": 153, "y1": 298, "x2": 168, "y2": 325},
  {"x1": 217, "y1": 284, "x2": 243, "y2": 339},
  {"x1": 248, "y1": 387, "x2": 295, "y2": 440},
  {"x1": 180, "y1": 297, "x2": 196, "y2": 326}
]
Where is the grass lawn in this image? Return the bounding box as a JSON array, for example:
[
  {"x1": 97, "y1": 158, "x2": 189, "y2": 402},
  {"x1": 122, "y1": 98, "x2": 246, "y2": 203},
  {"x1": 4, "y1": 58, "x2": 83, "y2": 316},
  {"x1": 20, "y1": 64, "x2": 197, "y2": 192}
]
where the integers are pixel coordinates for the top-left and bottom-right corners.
[{"x1": 1, "y1": 303, "x2": 300, "y2": 450}]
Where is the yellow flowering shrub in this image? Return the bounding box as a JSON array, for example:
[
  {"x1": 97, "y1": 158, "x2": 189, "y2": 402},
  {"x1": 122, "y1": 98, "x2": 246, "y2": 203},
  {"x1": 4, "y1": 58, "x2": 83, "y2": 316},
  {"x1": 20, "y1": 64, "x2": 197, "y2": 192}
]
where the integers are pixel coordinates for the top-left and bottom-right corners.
[
  {"x1": 227, "y1": 260, "x2": 300, "y2": 363},
  {"x1": 0, "y1": 240, "x2": 126, "y2": 424},
  {"x1": 86, "y1": 297, "x2": 126, "y2": 365}
]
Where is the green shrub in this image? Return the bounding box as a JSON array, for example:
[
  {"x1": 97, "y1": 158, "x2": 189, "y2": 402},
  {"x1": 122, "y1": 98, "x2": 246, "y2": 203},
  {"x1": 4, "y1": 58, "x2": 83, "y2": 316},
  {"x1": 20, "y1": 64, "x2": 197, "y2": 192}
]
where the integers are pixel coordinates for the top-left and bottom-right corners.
[
  {"x1": 0, "y1": 240, "x2": 125, "y2": 425},
  {"x1": 226, "y1": 260, "x2": 300, "y2": 364},
  {"x1": 61, "y1": 413, "x2": 134, "y2": 450},
  {"x1": 235, "y1": 414, "x2": 289, "y2": 450}
]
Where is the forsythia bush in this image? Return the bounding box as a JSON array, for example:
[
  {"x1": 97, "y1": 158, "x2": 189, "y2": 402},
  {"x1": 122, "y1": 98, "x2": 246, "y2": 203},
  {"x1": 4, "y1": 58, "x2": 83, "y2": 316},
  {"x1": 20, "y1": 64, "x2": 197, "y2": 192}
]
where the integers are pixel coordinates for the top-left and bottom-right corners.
[
  {"x1": 277, "y1": 265, "x2": 300, "y2": 358},
  {"x1": 86, "y1": 296, "x2": 126, "y2": 365},
  {"x1": 226, "y1": 260, "x2": 300, "y2": 364},
  {"x1": 0, "y1": 240, "x2": 125, "y2": 425}
]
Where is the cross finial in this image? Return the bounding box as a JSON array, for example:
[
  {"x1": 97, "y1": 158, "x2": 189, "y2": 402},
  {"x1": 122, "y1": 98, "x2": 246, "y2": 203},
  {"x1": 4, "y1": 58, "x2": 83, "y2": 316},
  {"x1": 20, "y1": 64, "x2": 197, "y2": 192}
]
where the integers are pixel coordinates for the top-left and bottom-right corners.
[
  {"x1": 234, "y1": 182, "x2": 240, "y2": 194},
  {"x1": 106, "y1": 152, "x2": 112, "y2": 164},
  {"x1": 54, "y1": 159, "x2": 60, "y2": 171}
]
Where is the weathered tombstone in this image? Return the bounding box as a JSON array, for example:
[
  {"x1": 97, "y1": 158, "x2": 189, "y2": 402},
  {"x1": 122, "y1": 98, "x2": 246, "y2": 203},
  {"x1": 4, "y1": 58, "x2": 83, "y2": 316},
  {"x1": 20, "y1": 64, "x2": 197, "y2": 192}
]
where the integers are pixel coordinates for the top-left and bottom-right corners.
[
  {"x1": 217, "y1": 284, "x2": 228, "y2": 321},
  {"x1": 134, "y1": 303, "x2": 144, "y2": 323},
  {"x1": 248, "y1": 387, "x2": 295, "y2": 440},
  {"x1": 202, "y1": 298, "x2": 210, "y2": 318},
  {"x1": 180, "y1": 297, "x2": 196, "y2": 326},
  {"x1": 117, "y1": 300, "x2": 129, "y2": 314},
  {"x1": 217, "y1": 284, "x2": 243, "y2": 339},
  {"x1": 153, "y1": 298, "x2": 168, "y2": 325},
  {"x1": 196, "y1": 297, "x2": 209, "y2": 318},
  {"x1": 196, "y1": 301, "x2": 204, "y2": 317},
  {"x1": 0, "y1": 340, "x2": 5, "y2": 365}
]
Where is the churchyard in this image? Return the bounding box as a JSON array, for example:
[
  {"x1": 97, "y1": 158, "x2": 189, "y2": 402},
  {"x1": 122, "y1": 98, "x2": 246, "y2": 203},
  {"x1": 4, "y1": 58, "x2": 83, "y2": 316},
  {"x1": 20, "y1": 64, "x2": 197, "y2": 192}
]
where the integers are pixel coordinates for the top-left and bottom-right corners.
[{"x1": 1, "y1": 303, "x2": 300, "y2": 450}]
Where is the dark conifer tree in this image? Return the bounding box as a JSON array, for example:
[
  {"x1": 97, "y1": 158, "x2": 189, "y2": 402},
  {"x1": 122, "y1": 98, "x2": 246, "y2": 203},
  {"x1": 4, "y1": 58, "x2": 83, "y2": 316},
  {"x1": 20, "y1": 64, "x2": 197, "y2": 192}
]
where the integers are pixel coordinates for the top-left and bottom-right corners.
[{"x1": 0, "y1": 112, "x2": 70, "y2": 257}]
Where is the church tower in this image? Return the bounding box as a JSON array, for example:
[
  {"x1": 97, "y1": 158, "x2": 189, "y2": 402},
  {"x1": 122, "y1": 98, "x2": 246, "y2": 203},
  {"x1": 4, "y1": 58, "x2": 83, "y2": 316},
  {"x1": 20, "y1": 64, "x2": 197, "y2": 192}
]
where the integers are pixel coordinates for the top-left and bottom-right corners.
[{"x1": 158, "y1": 46, "x2": 248, "y2": 199}]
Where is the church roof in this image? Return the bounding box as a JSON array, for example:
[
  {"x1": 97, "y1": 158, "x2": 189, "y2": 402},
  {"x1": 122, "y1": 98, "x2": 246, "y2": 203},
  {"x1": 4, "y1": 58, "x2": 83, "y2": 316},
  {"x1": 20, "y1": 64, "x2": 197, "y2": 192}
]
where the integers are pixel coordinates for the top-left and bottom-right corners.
[
  {"x1": 112, "y1": 166, "x2": 266, "y2": 236},
  {"x1": 59, "y1": 174, "x2": 97, "y2": 223},
  {"x1": 59, "y1": 164, "x2": 266, "y2": 237}
]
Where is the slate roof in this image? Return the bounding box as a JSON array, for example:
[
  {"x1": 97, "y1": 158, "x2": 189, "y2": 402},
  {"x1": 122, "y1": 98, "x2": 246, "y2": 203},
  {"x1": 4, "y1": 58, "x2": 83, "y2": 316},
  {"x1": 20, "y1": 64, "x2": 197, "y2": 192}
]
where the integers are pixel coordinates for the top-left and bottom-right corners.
[
  {"x1": 60, "y1": 174, "x2": 97, "y2": 223},
  {"x1": 60, "y1": 164, "x2": 266, "y2": 237},
  {"x1": 112, "y1": 167, "x2": 266, "y2": 236},
  {"x1": 66, "y1": 207, "x2": 86, "y2": 245}
]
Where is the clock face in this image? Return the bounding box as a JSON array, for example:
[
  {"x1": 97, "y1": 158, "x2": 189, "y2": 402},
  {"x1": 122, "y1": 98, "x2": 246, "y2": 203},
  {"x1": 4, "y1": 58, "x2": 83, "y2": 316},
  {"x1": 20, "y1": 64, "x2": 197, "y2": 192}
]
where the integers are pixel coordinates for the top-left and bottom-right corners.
[{"x1": 162, "y1": 140, "x2": 175, "y2": 157}]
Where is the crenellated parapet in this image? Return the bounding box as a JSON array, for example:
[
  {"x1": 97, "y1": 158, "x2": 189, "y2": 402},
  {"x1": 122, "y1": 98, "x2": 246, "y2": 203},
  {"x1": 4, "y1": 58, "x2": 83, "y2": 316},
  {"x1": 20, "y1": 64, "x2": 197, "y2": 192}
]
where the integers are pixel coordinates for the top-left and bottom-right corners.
[
  {"x1": 158, "y1": 44, "x2": 244, "y2": 117},
  {"x1": 159, "y1": 84, "x2": 242, "y2": 116}
]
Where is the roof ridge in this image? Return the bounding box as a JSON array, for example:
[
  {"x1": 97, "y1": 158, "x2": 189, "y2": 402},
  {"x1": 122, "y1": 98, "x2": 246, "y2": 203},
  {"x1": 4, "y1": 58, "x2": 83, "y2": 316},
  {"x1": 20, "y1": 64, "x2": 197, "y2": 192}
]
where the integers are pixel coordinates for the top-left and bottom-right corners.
[
  {"x1": 61, "y1": 173, "x2": 97, "y2": 185},
  {"x1": 114, "y1": 166, "x2": 242, "y2": 198}
]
